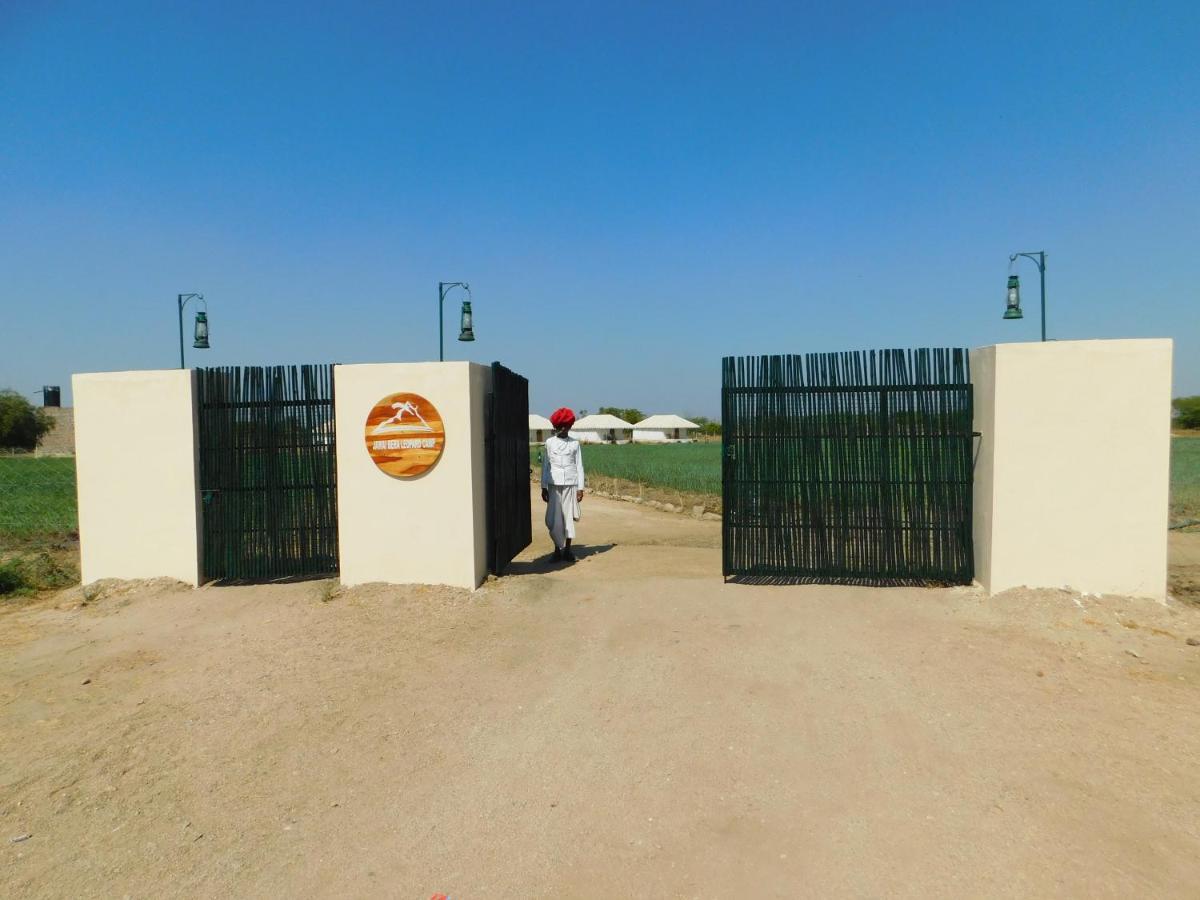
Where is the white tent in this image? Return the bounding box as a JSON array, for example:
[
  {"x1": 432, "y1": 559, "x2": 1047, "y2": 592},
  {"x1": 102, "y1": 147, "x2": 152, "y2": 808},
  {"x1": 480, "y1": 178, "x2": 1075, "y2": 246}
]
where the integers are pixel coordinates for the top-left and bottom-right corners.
[
  {"x1": 632, "y1": 414, "x2": 700, "y2": 443},
  {"x1": 570, "y1": 413, "x2": 634, "y2": 444},
  {"x1": 529, "y1": 413, "x2": 553, "y2": 444}
]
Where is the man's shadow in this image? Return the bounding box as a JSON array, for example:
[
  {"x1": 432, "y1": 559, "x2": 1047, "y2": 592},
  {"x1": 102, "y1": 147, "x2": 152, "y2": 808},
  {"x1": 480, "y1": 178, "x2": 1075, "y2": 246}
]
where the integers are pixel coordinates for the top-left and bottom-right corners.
[{"x1": 503, "y1": 543, "x2": 616, "y2": 575}]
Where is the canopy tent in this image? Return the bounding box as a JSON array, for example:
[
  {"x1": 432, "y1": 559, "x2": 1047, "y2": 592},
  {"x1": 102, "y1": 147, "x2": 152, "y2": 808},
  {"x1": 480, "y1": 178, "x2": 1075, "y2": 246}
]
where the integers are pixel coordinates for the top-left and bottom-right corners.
[
  {"x1": 632, "y1": 414, "x2": 700, "y2": 443},
  {"x1": 570, "y1": 413, "x2": 634, "y2": 444},
  {"x1": 529, "y1": 413, "x2": 554, "y2": 443}
]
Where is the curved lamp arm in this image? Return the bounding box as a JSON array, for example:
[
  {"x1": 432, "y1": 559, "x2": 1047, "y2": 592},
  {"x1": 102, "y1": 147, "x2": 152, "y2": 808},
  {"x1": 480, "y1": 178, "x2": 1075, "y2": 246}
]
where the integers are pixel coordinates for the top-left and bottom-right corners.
[
  {"x1": 438, "y1": 282, "x2": 472, "y2": 360},
  {"x1": 178, "y1": 292, "x2": 206, "y2": 368}
]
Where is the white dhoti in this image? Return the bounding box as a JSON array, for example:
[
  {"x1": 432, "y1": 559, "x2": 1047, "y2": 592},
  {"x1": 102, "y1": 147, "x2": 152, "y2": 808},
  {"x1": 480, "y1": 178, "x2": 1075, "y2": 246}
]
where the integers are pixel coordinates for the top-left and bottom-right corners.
[{"x1": 545, "y1": 486, "x2": 581, "y2": 548}]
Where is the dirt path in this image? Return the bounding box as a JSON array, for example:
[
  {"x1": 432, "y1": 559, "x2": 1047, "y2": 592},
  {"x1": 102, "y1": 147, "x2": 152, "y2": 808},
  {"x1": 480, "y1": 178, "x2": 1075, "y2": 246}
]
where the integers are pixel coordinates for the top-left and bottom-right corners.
[{"x1": 3, "y1": 492, "x2": 1200, "y2": 898}]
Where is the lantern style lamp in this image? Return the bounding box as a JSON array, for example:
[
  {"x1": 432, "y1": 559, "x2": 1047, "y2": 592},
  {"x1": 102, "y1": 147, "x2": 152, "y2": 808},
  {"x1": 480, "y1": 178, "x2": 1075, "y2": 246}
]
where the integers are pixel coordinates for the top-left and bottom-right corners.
[
  {"x1": 1005, "y1": 251, "x2": 1047, "y2": 340},
  {"x1": 193, "y1": 309, "x2": 211, "y2": 348},
  {"x1": 1004, "y1": 274, "x2": 1023, "y2": 319},
  {"x1": 458, "y1": 300, "x2": 475, "y2": 342}
]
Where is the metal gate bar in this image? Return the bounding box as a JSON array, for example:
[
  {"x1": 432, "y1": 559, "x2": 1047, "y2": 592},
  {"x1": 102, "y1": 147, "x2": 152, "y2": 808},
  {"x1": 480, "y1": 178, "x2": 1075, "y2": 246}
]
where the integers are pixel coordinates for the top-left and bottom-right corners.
[
  {"x1": 486, "y1": 362, "x2": 532, "y2": 574},
  {"x1": 722, "y1": 348, "x2": 973, "y2": 585},
  {"x1": 197, "y1": 365, "x2": 339, "y2": 582}
]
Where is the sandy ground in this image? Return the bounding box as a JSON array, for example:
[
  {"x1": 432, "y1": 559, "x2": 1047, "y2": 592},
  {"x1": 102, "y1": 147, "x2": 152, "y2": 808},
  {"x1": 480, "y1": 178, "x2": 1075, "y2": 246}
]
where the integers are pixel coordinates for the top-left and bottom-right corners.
[{"x1": 3, "y1": 493, "x2": 1200, "y2": 899}]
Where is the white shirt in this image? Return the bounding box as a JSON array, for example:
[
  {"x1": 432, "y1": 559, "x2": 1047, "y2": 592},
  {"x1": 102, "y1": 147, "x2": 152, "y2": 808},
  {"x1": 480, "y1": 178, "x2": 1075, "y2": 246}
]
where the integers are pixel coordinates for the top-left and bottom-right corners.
[{"x1": 541, "y1": 435, "x2": 585, "y2": 489}]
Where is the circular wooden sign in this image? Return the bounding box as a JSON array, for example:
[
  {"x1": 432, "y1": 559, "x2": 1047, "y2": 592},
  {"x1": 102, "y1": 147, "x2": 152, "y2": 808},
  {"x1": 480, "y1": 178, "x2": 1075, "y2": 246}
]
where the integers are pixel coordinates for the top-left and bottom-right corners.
[{"x1": 364, "y1": 392, "x2": 446, "y2": 478}]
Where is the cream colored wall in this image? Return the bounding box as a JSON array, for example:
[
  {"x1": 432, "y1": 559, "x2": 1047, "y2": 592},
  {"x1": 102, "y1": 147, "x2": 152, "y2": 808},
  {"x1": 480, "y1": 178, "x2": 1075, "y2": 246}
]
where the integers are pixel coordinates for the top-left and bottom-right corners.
[
  {"x1": 971, "y1": 339, "x2": 1172, "y2": 599},
  {"x1": 335, "y1": 362, "x2": 491, "y2": 590},
  {"x1": 72, "y1": 369, "x2": 202, "y2": 586},
  {"x1": 469, "y1": 364, "x2": 491, "y2": 585},
  {"x1": 969, "y1": 345, "x2": 996, "y2": 589}
]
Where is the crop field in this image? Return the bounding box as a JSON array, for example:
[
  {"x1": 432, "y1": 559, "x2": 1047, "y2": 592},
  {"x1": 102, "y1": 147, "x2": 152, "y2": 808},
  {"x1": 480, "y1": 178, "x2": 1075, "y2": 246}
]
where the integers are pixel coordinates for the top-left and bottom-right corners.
[
  {"x1": 1173, "y1": 436, "x2": 1200, "y2": 523},
  {"x1": 533, "y1": 438, "x2": 1200, "y2": 525},
  {"x1": 532, "y1": 442, "x2": 722, "y2": 496},
  {"x1": 0, "y1": 456, "x2": 78, "y2": 544}
]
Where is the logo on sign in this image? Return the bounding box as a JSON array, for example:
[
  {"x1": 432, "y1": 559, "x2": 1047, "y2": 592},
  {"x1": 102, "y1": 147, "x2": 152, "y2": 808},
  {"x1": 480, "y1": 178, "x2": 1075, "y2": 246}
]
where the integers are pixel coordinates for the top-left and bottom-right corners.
[{"x1": 364, "y1": 393, "x2": 446, "y2": 477}]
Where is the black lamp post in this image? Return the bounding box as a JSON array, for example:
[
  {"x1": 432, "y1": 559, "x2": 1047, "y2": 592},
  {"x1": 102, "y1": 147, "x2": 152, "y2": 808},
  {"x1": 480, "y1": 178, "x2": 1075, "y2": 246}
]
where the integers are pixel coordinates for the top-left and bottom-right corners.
[
  {"x1": 438, "y1": 281, "x2": 475, "y2": 361},
  {"x1": 177, "y1": 293, "x2": 210, "y2": 368},
  {"x1": 1005, "y1": 252, "x2": 1047, "y2": 341}
]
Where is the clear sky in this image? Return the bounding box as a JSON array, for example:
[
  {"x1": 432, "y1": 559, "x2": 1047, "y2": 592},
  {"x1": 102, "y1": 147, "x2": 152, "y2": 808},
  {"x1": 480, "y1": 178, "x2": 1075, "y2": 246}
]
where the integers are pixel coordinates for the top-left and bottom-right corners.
[{"x1": 2, "y1": 0, "x2": 1197, "y2": 417}]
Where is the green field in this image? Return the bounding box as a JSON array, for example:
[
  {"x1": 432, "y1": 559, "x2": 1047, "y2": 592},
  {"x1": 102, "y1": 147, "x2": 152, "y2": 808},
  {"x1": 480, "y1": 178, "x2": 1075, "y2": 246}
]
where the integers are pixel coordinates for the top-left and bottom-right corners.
[
  {"x1": 533, "y1": 442, "x2": 722, "y2": 495},
  {"x1": 1, "y1": 437, "x2": 1196, "y2": 547},
  {"x1": 0, "y1": 456, "x2": 78, "y2": 543},
  {"x1": 1172, "y1": 436, "x2": 1200, "y2": 523},
  {"x1": 534, "y1": 437, "x2": 1200, "y2": 524}
]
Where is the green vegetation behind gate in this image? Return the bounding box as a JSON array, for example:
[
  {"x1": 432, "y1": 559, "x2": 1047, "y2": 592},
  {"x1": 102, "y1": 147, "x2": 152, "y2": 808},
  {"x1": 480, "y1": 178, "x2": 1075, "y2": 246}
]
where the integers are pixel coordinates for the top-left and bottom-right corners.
[
  {"x1": 2, "y1": 438, "x2": 1195, "y2": 547},
  {"x1": 533, "y1": 438, "x2": 1200, "y2": 526},
  {"x1": 1172, "y1": 436, "x2": 1200, "y2": 524},
  {"x1": 531, "y1": 443, "x2": 722, "y2": 496}
]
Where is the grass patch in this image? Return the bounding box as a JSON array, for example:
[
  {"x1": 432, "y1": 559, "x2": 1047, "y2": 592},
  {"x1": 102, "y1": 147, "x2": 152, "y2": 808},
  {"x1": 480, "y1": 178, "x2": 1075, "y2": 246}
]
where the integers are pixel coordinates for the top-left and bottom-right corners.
[
  {"x1": 0, "y1": 456, "x2": 78, "y2": 544},
  {"x1": 532, "y1": 443, "x2": 722, "y2": 496},
  {"x1": 0, "y1": 559, "x2": 28, "y2": 595},
  {"x1": 1172, "y1": 435, "x2": 1200, "y2": 525},
  {"x1": 0, "y1": 551, "x2": 78, "y2": 598}
]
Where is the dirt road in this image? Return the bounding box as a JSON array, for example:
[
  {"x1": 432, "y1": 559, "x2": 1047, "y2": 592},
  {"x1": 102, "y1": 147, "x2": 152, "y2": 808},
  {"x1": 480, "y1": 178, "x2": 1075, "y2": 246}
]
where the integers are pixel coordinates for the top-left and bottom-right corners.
[{"x1": 4, "y1": 492, "x2": 1200, "y2": 898}]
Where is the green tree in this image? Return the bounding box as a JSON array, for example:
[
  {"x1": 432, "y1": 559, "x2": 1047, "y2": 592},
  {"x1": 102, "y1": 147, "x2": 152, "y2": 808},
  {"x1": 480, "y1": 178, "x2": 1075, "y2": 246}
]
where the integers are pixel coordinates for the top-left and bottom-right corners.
[
  {"x1": 0, "y1": 390, "x2": 54, "y2": 450},
  {"x1": 1174, "y1": 396, "x2": 1200, "y2": 430},
  {"x1": 598, "y1": 406, "x2": 645, "y2": 423}
]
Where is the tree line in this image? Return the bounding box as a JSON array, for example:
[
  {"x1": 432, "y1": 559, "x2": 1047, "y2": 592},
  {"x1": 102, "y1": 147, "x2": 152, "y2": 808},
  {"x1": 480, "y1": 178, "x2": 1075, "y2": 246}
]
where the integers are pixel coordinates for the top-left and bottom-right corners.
[
  {"x1": 0, "y1": 391, "x2": 55, "y2": 450},
  {"x1": 1175, "y1": 396, "x2": 1200, "y2": 430}
]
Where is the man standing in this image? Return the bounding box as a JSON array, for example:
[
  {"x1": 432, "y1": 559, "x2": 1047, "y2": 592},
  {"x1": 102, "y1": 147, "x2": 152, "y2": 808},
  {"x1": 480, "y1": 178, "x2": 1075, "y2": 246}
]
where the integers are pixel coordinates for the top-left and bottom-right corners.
[{"x1": 541, "y1": 407, "x2": 585, "y2": 562}]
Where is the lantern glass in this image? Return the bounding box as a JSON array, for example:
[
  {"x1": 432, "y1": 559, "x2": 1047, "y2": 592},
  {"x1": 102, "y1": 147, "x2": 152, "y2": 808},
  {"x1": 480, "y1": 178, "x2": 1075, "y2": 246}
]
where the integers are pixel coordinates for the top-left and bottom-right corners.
[
  {"x1": 1004, "y1": 275, "x2": 1023, "y2": 320},
  {"x1": 458, "y1": 300, "x2": 475, "y2": 342},
  {"x1": 193, "y1": 310, "x2": 211, "y2": 348}
]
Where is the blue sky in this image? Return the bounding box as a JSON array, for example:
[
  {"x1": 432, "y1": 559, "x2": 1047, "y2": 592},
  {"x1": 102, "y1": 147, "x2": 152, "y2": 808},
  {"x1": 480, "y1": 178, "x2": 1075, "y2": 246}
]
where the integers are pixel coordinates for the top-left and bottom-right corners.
[{"x1": 2, "y1": 0, "x2": 1197, "y2": 417}]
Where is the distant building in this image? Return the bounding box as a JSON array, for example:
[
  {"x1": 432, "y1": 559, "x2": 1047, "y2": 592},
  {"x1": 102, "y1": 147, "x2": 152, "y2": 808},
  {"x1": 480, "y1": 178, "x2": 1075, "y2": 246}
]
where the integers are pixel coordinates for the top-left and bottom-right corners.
[
  {"x1": 37, "y1": 407, "x2": 76, "y2": 456},
  {"x1": 570, "y1": 413, "x2": 633, "y2": 444},
  {"x1": 529, "y1": 413, "x2": 553, "y2": 444},
  {"x1": 632, "y1": 414, "x2": 699, "y2": 443}
]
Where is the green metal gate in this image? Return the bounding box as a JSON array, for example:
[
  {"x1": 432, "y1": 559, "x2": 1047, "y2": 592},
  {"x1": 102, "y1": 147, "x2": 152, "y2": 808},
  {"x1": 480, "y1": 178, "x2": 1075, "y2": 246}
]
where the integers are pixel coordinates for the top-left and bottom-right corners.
[
  {"x1": 197, "y1": 365, "x2": 339, "y2": 582},
  {"x1": 722, "y1": 348, "x2": 973, "y2": 585},
  {"x1": 486, "y1": 362, "x2": 532, "y2": 574}
]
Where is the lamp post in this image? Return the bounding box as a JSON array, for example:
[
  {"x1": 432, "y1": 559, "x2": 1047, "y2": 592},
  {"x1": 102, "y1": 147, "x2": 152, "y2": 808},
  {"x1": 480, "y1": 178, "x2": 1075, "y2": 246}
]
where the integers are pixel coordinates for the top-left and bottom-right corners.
[
  {"x1": 1004, "y1": 251, "x2": 1047, "y2": 341},
  {"x1": 438, "y1": 281, "x2": 475, "y2": 361},
  {"x1": 177, "y1": 293, "x2": 210, "y2": 368}
]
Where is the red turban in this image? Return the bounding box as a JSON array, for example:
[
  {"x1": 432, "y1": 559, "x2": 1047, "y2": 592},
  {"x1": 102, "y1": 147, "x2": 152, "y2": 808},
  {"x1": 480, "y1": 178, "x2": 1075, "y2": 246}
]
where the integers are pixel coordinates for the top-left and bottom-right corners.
[{"x1": 550, "y1": 407, "x2": 576, "y2": 429}]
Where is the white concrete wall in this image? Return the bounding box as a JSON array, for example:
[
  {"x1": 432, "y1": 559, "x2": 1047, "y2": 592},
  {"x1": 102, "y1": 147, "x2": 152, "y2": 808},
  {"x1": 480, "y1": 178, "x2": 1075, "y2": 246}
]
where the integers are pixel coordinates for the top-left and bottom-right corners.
[
  {"x1": 72, "y1": 369, "x2": 202, "y2": 585},
  {"x1": 335, "y1": 362, "x2": 491, "y2": 590},
  {"x1": 970, "y1": 346, "x2": 997, "y2": 592},
  {"x1": 632, "y1": 429, "x2": 694, "y2": 443},
  {"x1": 970, "y1": 339, "x2": 1173, "y2": 599},
  {"x1": 570, "y1": 429, "x2": 631, "y2": 444}
]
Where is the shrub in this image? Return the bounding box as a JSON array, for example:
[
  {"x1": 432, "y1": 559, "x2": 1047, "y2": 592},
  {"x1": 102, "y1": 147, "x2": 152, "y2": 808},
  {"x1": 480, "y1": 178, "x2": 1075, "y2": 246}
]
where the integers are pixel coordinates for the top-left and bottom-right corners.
[
  {"x1": 0, "y1": 552, "x2": 77, "y2": 598},
  {"x1": 0, "y1": 558, "x2": 31, "y2": 596},
  {"x1": 1174, "y1": 396, "x2": 1200, "y2": 430},
  {"x1": 0, "y1": 390, "x2": 54, "y2": 450}
]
